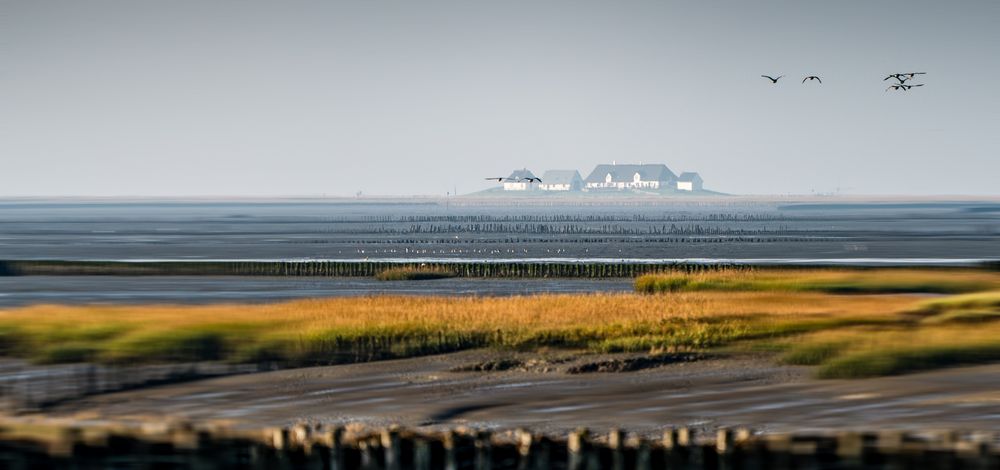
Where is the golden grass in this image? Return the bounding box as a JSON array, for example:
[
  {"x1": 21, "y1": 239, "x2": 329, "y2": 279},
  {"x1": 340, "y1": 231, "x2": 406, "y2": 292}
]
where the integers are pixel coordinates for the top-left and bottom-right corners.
[
  {"x1": 0, "y1": 292, "x2": 912, "y2": 365},
  {"x1": 2, "y1": 292, "x2": 911, "y2": 331},
  {"x1": 4, "y1": 268, "x2": 1000, "y2": 378},
  {"x1": 635, "y1": 268, "x2": 1000, "y2": 294}
]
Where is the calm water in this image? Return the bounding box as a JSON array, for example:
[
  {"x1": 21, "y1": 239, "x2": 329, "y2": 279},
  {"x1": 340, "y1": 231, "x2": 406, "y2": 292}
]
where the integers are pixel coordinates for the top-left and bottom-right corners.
[
  {"x1": 1, "y1": 199, "x2": 998, "y2": 304},
  {"x1": 1, "y1": 199, "x2": 997, "y2": 262}
]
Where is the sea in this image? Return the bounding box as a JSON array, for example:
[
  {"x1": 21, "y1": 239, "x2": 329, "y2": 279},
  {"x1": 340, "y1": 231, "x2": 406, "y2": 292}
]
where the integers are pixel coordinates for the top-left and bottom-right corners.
[{"x1": 1, "y1": 198, "x2": 997, "y2": 305}]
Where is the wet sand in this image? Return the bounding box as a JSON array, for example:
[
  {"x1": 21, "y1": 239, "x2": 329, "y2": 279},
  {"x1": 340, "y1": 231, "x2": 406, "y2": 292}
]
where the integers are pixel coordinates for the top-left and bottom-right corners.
[{"x1": 44, "y1": 350, "x2": 1000, "y2": 436}]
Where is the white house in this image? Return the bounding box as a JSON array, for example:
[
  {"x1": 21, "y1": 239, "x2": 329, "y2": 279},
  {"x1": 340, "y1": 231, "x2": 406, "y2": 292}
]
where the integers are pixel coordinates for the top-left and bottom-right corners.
[
  {"x1": 676, "y1": 172, "x2": 704, "y2": 191},
  {"x1": 583, "y1": 163, "x2": 677, "y2": 190},
  {"x1": 538, "y1": 170, "x2": 584, "y2": 191},
  {"x1": 502, "y1": 168, "x2": 538, "y2": 191}
]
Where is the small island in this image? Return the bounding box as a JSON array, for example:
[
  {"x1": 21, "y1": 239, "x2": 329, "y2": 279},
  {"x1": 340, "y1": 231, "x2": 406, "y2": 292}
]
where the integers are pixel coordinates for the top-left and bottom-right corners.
[{"x1": 479, "y1": 162, "x2": 717, "y2": 196}]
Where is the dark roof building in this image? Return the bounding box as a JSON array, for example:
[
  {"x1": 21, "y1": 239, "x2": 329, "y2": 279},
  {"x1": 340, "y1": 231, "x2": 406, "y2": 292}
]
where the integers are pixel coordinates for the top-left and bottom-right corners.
[
  {"x1": 676, "y1": 172, "x2": 703, "y2": 191},
  {"x1": 506, "y1": 168, "x2": 537, "y2": 181},
  {"x1": 502, "y1": 168, "x2": 538, "y2": 191},
  {"x1": 539, "y1": 170, "x2": 584, "y2": 191},
  {"x1": 584, "y1": 163, "x2": 677, "y2": 190}
]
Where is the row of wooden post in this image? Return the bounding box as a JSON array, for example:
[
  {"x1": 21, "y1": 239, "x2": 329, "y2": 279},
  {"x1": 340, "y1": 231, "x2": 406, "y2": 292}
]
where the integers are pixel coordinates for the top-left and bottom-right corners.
[
  {"x1": 0, "y1": 421, "x2": 998, "y2": 469},
  {"x1": 0, "y1": 259, "x2": 776, "y2": 279}
]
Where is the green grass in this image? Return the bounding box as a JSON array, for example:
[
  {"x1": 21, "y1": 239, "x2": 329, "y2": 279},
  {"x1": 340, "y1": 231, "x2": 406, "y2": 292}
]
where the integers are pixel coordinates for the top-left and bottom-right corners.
[
  {"x1": 35, "y1": 342, "x2": 103, "y2": 364},
  {"x1": 775, "y1": 292, "x2": 1000, "y2": 378},
  {"x1": 817, "y1": 343, "x2": 1000, "y2": 379},
  {"x1": 104, "y1": 329, "x2": 228, "y2": 363},
  {"x1": 919, "y1": 310, "x2": 1000, "y2": 325},
  {"x1": 906, "y1": 291, "x2": 1000, "y2": 316}
]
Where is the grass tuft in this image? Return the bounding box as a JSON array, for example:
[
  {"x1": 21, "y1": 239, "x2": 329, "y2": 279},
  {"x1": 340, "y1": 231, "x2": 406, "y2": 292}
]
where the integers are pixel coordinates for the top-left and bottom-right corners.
[
  {"x1": 817, "y1": 343, "x2": 1000, "y2": 379},
  {"x1": 375, "y1": 266, "x2": 457, "y2": 281},
  {"x1": 635, "y1": 269, "x2": 999, "y2": 295},
  {"x1": 906, "y1": 291, "x2": 1000, "y2": 316}
]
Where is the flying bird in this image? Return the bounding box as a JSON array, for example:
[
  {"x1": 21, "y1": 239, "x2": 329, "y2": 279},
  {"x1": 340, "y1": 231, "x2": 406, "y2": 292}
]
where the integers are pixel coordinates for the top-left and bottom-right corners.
[
  {"x1": 886, "y1": 83, "x2": 924, "y2": 92},
  {"x1": 884, "y1": 74, "x2": 910, "y2": 84},
  {"x1": 802, "y1": 76, "x2": 822, "y2": 83},
  {"x1": 901, "y1": 72, "x2": 926, "y2": 79},
  {"x1": 761, "y1": 75, "x2": 784, "y2": 84},
  {"x1": 484, "y1": 177, "x2": 506, "y2": 182},
  {"x1": 525, "y1": 177, "x2": 542, "y2": 183}
]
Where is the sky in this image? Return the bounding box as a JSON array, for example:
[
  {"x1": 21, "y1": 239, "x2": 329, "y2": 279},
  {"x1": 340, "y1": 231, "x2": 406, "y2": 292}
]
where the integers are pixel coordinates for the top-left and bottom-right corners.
[{"x1": 1, "y1": 0, "x2": 998, "y2": 197}]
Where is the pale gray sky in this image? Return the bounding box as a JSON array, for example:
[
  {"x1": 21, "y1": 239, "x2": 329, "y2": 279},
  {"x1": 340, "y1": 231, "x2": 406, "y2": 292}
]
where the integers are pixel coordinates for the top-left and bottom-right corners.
[{"x1": 2, "y1": 0, "x2": 998, "y2": 196}]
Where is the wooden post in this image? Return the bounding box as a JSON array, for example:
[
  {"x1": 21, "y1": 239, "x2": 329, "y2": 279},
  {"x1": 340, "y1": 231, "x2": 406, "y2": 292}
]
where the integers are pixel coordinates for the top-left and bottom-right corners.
[
  {"x1": 516, "y1": 428, "x2": 533, "y2": 470},
  {"x1": 764, "y1": 434, "x2": 792, "y2": 470},
  {"x1": 662, "y1": 427, "x2": 679, "y2": 469},
  {"x1": 716, "y1": 428, "x2": 734, "y2": 470},
  {"x1": 716, "y1": 428, "x2": 733, "y2": 453},
  {"x1": 412, "y1": 437, "x2": 432, "y2": 470},
  {"x1": 358, "y1": 437, "x2": 374, "y2": 470},
  {"x1": 49, "y1": 427, "x2": 83, "y2": 457},
  {"x1": 443, "y1": 430, "x2": 458, "y2": 470},
  {"x1": 567, "y1": 428, "x2": 589, "y2": 470},
  {"x1": 634, "y1": 439, "x2": 651, "y2": 470},
  {"x1": 677, "y1": 427, "x2": 699, "y2": 469},
  {"x1": 319, "y1": 426, "x2": 344, "y2": 470},
  {"x1": 790, "y1": 438, "x2": 820, "y2": 470},
  {"x1": 835, "y1": 431, "x2": 863, "y2": 468},
  {"x1": 193, "y1": 430, "x2": 218, "y2": 470},
  {"x1": 877, "y1": 430, "x2": 905, "y2": 470},
  {"x1": 533, "y1": 436, "x2": 552, "y2": 470},
  {"x1": 360, "y1": 435, "x2": 385, "y2": 470},
  {"x1": 268, "y1": 427, "x2": 296, "y2": 470},
  {"x1": 735, "y1": 428, "x2": 762, "y2": 470},
  {"x1": 270, "y1": 427, "x2": 290, "y2": 451},
  {"x1": 292, "y1": 424, "x2": 311, "y2": 448},
  {"x1": 935, "y1": 429, "x2": 958, "y2": 448},
  {"x1": 299, "y1": 427, "x2": 327, "y2": 468},
  {"x1": 925, "y1": 430, "x2": 959, "y2": 470},
  {"x1": 475, "y1": 430, "x2": 493, "y2": 470},
  {"x1": 381, "y1": 427, "x2": 401, "y2": 470},
  {"x1": 608, "y1": 428, "x2": 625, "y2": 470}
]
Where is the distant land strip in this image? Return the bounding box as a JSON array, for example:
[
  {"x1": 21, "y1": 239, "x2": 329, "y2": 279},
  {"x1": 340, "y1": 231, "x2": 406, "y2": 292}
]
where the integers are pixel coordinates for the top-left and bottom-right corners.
[{"x1": 1, "y1": 259, "x2": 997, "y2": 278}]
